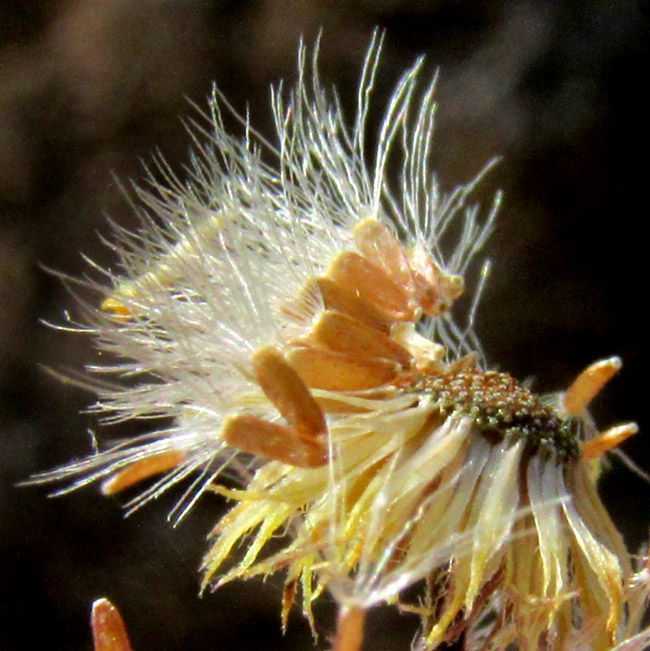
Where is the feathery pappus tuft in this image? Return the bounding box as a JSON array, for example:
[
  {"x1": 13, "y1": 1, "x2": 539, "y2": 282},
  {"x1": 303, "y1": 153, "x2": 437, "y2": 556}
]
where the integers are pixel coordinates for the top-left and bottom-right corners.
[{"x1": 27, "y1": 31, "x2": 648, "y2": 651}]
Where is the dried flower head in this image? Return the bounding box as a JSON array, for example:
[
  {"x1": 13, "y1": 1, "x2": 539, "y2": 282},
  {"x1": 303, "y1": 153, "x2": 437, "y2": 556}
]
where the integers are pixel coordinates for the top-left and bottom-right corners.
[{"x1": 29, "y1": 32, "x2": 647, "y2": 650}]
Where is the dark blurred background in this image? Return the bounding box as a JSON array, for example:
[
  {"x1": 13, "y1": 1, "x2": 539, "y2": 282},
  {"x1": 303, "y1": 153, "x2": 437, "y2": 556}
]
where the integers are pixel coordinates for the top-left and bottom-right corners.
[{"x1": 1, "y1": 1, "x2": 647, "y2": 649}]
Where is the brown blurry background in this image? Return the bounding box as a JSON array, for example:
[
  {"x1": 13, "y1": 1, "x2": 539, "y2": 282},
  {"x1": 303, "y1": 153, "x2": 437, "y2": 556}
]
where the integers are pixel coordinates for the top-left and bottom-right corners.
[{"x1": 1, "y1": 2, "x2": 648, "y2": 649}]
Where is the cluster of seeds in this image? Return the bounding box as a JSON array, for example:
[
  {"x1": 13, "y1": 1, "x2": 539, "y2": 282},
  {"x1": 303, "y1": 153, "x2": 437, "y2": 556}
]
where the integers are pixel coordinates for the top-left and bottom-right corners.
[{"x1": 416, "y1": 369, "x2": 580, "y2": 461}]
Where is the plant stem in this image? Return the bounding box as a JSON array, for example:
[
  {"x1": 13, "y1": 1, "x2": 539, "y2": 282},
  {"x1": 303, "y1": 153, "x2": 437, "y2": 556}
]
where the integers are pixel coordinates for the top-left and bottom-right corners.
[{"x1": 333, "y1": 605, "x2": 366, "y2": 651}]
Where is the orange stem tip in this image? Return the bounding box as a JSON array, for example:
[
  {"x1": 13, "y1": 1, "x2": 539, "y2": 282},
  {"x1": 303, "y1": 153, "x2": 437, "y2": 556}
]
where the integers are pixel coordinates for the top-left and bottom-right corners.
[
  {"x1": 564, "y1": 356, "x2": 622, "y2": 416},
  {"x1": 91, "y1": 598, "x2": 133, "y2": 651},
  {"x1": 582, "y1": 422, "x2": 639, "y2": 460},
  {"x1": 100, "y1": 450, "x2": 185, "y2": 495}
]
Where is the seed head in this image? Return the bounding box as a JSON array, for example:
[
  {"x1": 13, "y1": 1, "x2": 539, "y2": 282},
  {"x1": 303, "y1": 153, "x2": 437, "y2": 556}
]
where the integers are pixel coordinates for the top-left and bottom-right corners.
[
  {"x1": 26, "y1": 31, "x2": 648, "y2": 651},
  {"x1": 417, "y1": 369, "x2": 581, "y2": 460}
]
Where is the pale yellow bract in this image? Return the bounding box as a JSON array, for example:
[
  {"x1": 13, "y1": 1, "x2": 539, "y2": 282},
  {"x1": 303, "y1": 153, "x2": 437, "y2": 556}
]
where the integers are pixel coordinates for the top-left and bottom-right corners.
[{"x1": 29, "y1": 31, "x2": 649, "y2": 651}]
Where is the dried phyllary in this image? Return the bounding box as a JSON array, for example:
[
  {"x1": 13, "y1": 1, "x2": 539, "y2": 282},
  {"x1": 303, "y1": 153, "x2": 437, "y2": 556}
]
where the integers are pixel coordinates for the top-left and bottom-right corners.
[{"x1": 29, "y1": 33, "x2": 648, "y2": 651}]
